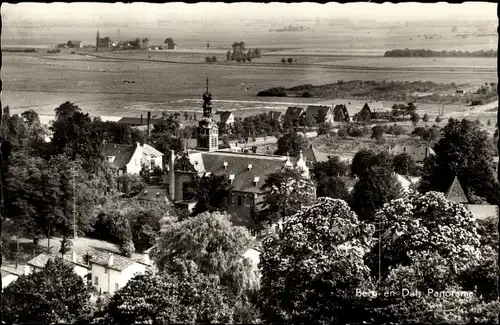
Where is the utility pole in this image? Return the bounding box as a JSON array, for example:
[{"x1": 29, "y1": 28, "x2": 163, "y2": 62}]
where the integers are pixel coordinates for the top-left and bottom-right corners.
[{"x1": 72, "y1": 166, "x2": 77, "y2": 239}]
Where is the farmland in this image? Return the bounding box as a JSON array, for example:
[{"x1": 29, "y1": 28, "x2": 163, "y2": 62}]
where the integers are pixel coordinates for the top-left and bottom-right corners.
[{"x1": 2, "y1": 18, "x2": 497, "y2": 120}]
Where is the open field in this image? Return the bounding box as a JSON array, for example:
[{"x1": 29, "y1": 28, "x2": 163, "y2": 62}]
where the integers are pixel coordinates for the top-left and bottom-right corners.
[{"x1": 2, "y1": 51, "x2": 497, "y2": 119}]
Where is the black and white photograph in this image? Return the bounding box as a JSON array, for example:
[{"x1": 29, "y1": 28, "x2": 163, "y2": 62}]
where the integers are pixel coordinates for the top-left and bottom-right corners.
[{"x1": 0, "y1": 2, "x2": 498, "y2": 324}]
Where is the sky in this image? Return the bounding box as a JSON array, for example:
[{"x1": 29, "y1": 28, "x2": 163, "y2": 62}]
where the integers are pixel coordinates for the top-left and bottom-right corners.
[{"x1": 2, "y1": 2, "x2": 497, "y2": 22}]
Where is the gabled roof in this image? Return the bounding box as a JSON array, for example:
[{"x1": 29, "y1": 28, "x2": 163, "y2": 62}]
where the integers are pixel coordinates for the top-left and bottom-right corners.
[
  {"x1": 445, "y1": 176, "x2": 469, "y2": 204},
  {"x1": 104, "y1": 143, "x2": 137, "y2": 169},
  {"x1": 268, "y1": 111, "x2": 284, "y2": 120},
  {"x1": 215, "y1": 111, "x2": 234, "y2": 124},
  {"x1": 305, "y1": 105, "x2": 332, "y2": 122},
  {"x1": 117, "y1": 117, "x2": 163, "y2": 125},
  {"x1": 185, "y1": 151, "x2": 296, "y2": 193},
  {"x1": 303, "y1": 145, "x2": 330, "y2": 164},
  {"x1": 142, "y1": 143, "x2": 164, "y2": 157},
  {"x1": 363, "y1": 101, "x2": 386, "y2": 112},
  {"x1": 284, "y1": 106, "x2": 305, "y2": 121},
  {"x1": 1, "y1": 267, "x2": 23, "y2": 277},
  {"x1": 136, "y1": 185, "x2": 170, "y2": 202},
  {"x1": 88, "y1": 249, "x2": 138, "y2": 271},
  {"x1": 333, "y1": 102, "x2": 358, "y2": 117},
  {"x1": 27, "y1": 252, "x2": 89, "y2": 270}
]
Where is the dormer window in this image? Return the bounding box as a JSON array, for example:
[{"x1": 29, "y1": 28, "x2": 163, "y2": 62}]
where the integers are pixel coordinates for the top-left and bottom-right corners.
[
  {"x1": 247, "y1": 164, "x2": 253, "y2": 171},
  {"x1": 107, "y1": 156, "x2": 115, "y2": 163},
  {"x1": 223, "y1": 161, "x2": 228, "y2": 169},
  {"x1": 229, "y1": 174, "x2": 235, "y2": 184},
  {"x1": 156, "y1": 192, "x2": 160, "y2": 196},
  {"x1": 144, "y1": 190, "x2": 148, "y2": 195},
  {"x1": 253, "y1": 176, "x2": 260, "y2": 186}
]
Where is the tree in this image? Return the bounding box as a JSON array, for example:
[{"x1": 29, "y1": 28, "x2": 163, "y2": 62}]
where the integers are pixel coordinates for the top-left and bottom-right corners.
[
  {"x1": 422, "y1": 113, "x2": 429, "y2": 126},
  {"x1": 97, "y1": 264, "x2": 237, "y2": 324},
  {"x1": 287, "y1": 57, "x2": 294, "y2": 64},
  {"x1": 351, "y1": 165, "x2": 403, "y2": 222},
  {"x1": 316, "y1": 176, "x2": 350, "y2": 200},
  {"x1": 351, "y1": 149, "x2": 389, "y2": 178},
  {"x1": 141, "y1": 37, "x2": 149, "y2": 49},
  {"x1": 212, "y1": 55, "x2": 217, "y2": 62},
  {"x1": 419, "y1": 118, "x2": 499, "y2": 204},
  {"x1": 151, "y1": 211, "x2": 257, "y2": 297},
  {"x1": 130, "y1": 209, "x2": 163, "y2": 253},
  {"x1": 389, "y1": 124, "x2": 404, "y2": 137},
  {"x1": 281, "y1": 57, "x2": 286, "y2": 63},
  {"x1": 435, "y1": 115, "x2": 442, "y2": 124},
  {"x1": 259, "y1": 167, "x2": 316, "y2": 224},
  {"x1": 274, "y1": 131, "x2": 308, "y2": 157},
  {"x1": 205, "y1": 56, "x2": 212, "y2": 62},
  {"x1": 367, "y1": 191, "x2": 499, "y2": 324},
  {"x1": 317, "y1": 122, "x2": 333, "y2": 135},
  {"x1": 186, "y1": 174, "x2": 233, "y2": 216},
  {"x1": 59, "y1": 236, "x2": 73, "y2": 258},
  {"x1": 312, "y1": 156, "x2": 349, "y2": 180},
  {"x1": 226, "y1": 50, "x2": 231, "y2": 61},
  {"x1": 371, "y1": 125, "x2": 385, "y2": 139},
  {"x1": 410, "y1": 112, "x2": 420, "y2": 126},
  {"x1": 259, "y1": 198, "x2": 375, "y2": 324},
  {"x1": 2, "y1": 258, "x2": 91, "y2": 324},
  {"x1": 393, "y1": 153, "x2": 416, "y2": 176}
]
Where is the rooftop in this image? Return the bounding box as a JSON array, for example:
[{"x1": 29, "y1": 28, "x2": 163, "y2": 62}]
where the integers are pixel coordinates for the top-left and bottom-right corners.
[
  {"x1": 445, "y1": 176, "x2": 469, "y2": 204},
  {"x1": 104, "y1": 143, "x2": 136, "y2": 169}
]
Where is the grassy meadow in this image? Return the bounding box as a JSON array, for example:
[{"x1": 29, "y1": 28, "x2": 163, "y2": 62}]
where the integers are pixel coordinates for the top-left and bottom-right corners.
[{"x1": 2, "y1": 20, "x2": 497, "y2": 120}]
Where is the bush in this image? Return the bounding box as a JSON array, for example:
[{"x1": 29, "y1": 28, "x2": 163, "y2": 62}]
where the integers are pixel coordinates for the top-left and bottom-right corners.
[
  {"x1": 337, "y1": 127, "x2": 347, "y2": 137},
  {"x1": 287, "y1": 58, "x2": 294, "y2": 64},
  {"x1": 281, "y1": 58, "x2": 286, "y2": 63},
  {"x1": 347, "y1": 126, "x2": 364, "y2": 137},
  {"x1": 302, "y1": 91, "x2": 312, "y2": 98},
  {"x1": 471, "y1": 99, "x2": 484, "y2": 106},
  {"x1": 257, "y1": 87, "x2": 287, "y2": 97}
]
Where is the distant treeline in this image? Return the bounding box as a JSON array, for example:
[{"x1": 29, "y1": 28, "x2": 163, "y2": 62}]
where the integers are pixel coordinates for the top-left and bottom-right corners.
[
  {"x1": 3, "y1": 48, "x2": 37, "y2": 53},
  {"x1": 384, "y1": 49, "x2": 497, "y2": 57}
]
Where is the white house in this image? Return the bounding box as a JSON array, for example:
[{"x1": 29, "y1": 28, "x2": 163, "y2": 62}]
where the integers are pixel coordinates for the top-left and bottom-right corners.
[
  {"x1": 214, "y1": 111, "x2": 235, "y2": 126},
  {"x1": 26, "y1": 249, "x2": 151, "y2": 296},
  {"x1": 88, "y1": 251, "x2": 150, "y2": 295},
  {"x1": 1, "y1": 267, "x2": 27, "y2": 289},
  {"x1": 389, "y1": 144, "x2": 435, "y2": 163},
  {"x1": 26, "y1": 251, "x2": 90, "y2": 279},
  {"x1": 104, "y1": 142, "x2": 164, "y2": 175}
]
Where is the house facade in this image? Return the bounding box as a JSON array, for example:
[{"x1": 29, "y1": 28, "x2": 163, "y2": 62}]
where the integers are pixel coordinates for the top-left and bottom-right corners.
[
  {"x1": 67, "y1": 40, "x2": 83, "y2": 48},
  {"x1": 283, "y1": 106, "x2": 305, "y2": 126},
  {"x1": 304, "y1": 105, "x2": 334, "y2": 124},
  {"x1": 215, "y1": 111, "x2": 235, "y2": 126},
  {"x1": 389, "y1": 144, "x2": 435, "y2": 163},
  {"x1": 333, "y1": 102, "x2": 358, "y2": 123},
  {"x1": 26, "y1": 249, "x2": 151, "y2": 296},
  {"x1": 104, "y1": 142, "x2": 164, "y2": 175}
]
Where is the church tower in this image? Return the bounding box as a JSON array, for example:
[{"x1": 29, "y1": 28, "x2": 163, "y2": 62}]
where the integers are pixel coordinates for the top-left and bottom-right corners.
[
  {"x1": 196, "y1": 77, "x2": 219, "y2": 151},
  {"x1": 96, "y1": 31, "x2": 100, "y2": 51}
]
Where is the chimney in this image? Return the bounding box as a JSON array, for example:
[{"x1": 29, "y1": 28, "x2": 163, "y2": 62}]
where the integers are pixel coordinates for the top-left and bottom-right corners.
[
  {"x1": 253, "y1": 176, "x2": 260, "y2": 186},
  {"x1": 147, "y1": 111, "x2": 151, "y2": 137},
  {"x1": 169, "y1": 150, "x2": 175, "y2": 202},
  {"x1": 247, "y1": 164, "x2": 253, "y2": 171},
  {"x1": 72, "y1": 251, "x2": 77, "y2": 263},
  {"x1": 136, "y1": 142, "x2": 141, "y2": 148},
  {"x1": 141, "y1": 114, "x2": 143, "y2": 125},
  {"x1": 108, "y1": 253, "x2": 114, "y2": 266},
  {"x1": 223, "y1": 161, "x2": 228, "y2": 169}
]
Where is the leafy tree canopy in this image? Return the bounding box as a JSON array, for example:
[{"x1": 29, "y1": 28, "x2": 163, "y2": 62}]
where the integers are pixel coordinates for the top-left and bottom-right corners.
[{"x1": 274, "y1": 131, "x2": 309, "y2": 157}]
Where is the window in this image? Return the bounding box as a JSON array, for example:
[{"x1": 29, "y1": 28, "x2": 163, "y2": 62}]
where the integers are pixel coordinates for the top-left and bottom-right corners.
[
  {"x1": 94, "y1": 276, "x2": 99, "y2": 285},
  {"x1": 238, "y1": 195, "x2": 242, "y2": 205},
  {"x1": 115, "y1": 283, "x2": 119, "y2": 291}
]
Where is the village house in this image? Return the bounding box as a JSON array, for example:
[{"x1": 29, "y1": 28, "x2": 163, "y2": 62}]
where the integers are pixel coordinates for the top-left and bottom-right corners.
[
  {"x1": 283, "y1": 106, "x2": 306, "y2": 126},
  {"x1": 303, "y1": 144, "x2": 330, "y2": 167},
  {"x1": 214, "y1": 111, "x2": 235, "y2": 126},
  {"x1": 67, "y1": 40, "x2": 83, "y2": 48},
  {"x1": 26, "y1": 249, "x2": 152, "y2": 296},
  {"x1": 304, "y1": 105, "x2": 335, "y2": 125},
  {"x1": 136, "y1": 185, "x2": 170, "y2": 206},
  {"x1": 268, "y1": 111, "x2": 285, "y2": 125},
  {"x1": 164, "y1": 85, "x2": 313, "y2": 236},
  {"x1": 389, "y1": 144, "x2": 435, "y2": 163},
  {"x1": 333, "y1": 102, "x2": 358, "y2": 123},
  {"x1": 445, "y1": 176, "x2": 498, "y2": 220},
  {"x1": 1, "y1": 266, "x2": 27, "y2": 289},
  {"x1": 104, "y1": 142, "x2": 164, "y2": 176}
]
